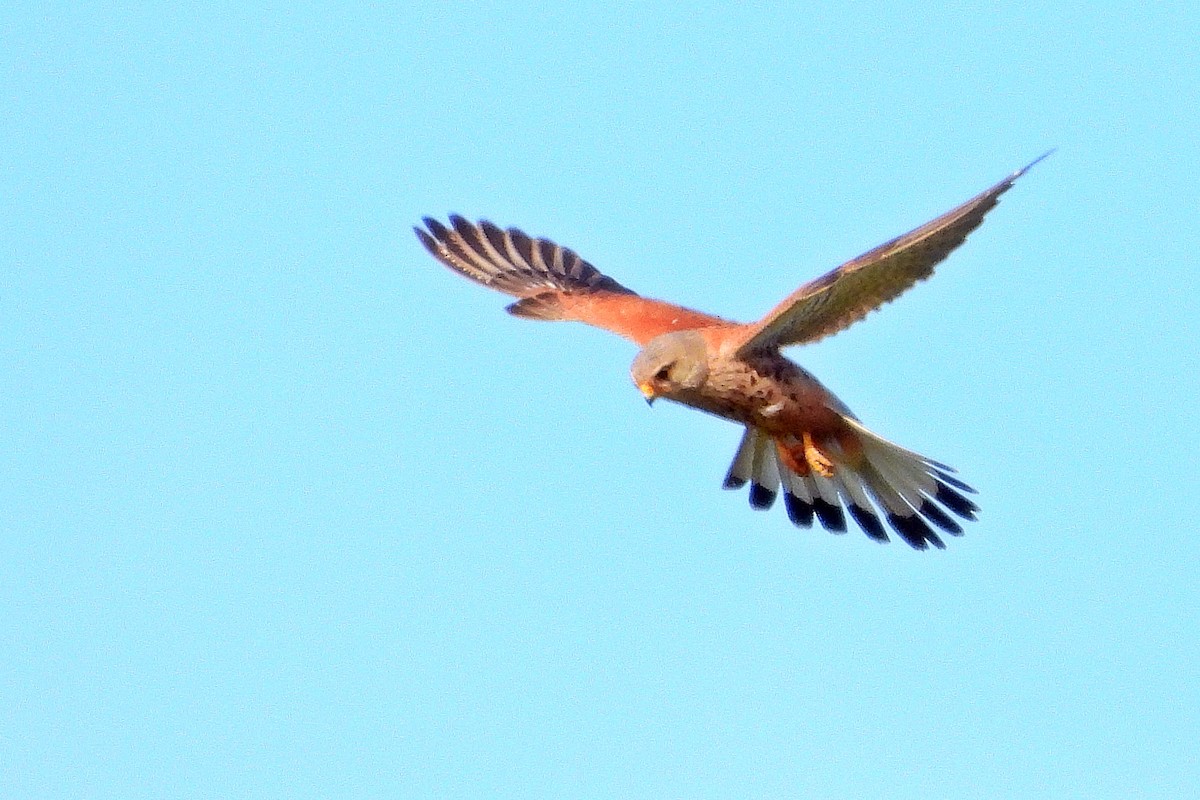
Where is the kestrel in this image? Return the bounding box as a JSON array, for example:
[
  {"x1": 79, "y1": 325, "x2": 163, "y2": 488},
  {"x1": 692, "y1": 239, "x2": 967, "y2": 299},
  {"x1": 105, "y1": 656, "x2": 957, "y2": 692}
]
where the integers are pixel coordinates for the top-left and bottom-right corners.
[{"x1": 416, "y1": 155, "x2": 1046, "y2": 549}]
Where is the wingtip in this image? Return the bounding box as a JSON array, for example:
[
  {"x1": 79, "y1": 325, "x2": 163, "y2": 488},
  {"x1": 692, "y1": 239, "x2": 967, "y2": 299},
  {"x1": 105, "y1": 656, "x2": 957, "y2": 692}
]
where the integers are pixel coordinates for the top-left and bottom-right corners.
[
  {"x1": 1013, "y1": 148, "x2": 1056, "y2": 178},
  {"x1": 414, "y1": 223, "x2": 438, "y2": 253},
  {"x1": 421, "y1": 216, "x2": 452, "y2": 239}
]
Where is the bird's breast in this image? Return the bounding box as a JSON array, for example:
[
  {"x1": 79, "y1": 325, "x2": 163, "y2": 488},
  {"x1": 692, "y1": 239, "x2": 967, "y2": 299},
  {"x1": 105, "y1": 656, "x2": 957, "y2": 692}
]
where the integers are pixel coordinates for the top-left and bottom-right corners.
[{"x1": 697, "y1": 354, "x2": 846, "y2": 434}]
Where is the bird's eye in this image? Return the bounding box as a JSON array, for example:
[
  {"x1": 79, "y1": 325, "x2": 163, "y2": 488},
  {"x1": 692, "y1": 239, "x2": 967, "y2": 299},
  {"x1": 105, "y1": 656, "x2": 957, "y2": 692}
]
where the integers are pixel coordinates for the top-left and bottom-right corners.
[{"x1": 654, "y1": 365, "x2": 672, "y2": 381}]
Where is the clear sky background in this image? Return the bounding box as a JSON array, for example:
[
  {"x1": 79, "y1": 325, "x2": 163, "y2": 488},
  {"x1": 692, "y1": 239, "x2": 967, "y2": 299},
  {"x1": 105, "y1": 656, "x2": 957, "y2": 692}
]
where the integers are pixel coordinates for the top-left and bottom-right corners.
[{"x1": 3, "y1": 3, "x2": 1198, "y2": 798}]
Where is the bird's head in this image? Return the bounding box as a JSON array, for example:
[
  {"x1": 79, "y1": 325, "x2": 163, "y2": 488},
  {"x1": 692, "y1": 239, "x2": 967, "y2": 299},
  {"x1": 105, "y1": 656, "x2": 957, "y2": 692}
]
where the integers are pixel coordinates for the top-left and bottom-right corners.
[{"x1": 630, "y1": 331, "x2": 710, "y2": 405}]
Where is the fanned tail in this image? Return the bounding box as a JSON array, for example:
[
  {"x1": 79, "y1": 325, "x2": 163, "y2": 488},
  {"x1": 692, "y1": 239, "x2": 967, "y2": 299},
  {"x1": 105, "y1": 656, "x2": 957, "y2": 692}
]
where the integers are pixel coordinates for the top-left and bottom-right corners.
[{"x1": 722, "y1": 418, "x2": 978, "y2": 550}]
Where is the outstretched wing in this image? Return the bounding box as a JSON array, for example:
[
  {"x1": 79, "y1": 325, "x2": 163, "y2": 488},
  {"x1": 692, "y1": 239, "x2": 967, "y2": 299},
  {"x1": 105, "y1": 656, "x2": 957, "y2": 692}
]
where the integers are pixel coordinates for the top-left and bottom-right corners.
[
  {"x1": 730, "y1": 153, "x2": 1050, "y2": 356},
  {"x1": 416, "y1": 215, "x2": 729, "y2": 345}
]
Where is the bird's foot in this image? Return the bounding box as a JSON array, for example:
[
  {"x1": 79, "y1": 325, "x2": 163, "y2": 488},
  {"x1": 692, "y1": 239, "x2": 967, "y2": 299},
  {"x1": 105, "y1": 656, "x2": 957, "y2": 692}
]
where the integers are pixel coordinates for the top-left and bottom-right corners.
[{"x1": 802, "y1": 431, "x2": 836, "y2": 478}]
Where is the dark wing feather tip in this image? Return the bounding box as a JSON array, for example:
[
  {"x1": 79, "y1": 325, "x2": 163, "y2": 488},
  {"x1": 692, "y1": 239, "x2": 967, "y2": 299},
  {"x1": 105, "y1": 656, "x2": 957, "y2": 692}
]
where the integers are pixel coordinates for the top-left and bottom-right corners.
[
  {"x1": 1015, "y1": 149, "x2": 1056, "y2": 177},
  {"x1": 414, "y1": 226, "x2": 437, "y2": 252},
  {"x1": 424, "y1": 217, "x2": 451, "y2": 238}
]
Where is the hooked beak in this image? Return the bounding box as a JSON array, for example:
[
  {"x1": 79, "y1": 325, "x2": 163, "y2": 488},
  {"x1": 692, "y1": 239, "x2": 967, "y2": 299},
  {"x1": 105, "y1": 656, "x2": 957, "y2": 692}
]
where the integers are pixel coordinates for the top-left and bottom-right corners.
[{"x1": 638, "y1": 382, "x2": 657, "y2": 406}]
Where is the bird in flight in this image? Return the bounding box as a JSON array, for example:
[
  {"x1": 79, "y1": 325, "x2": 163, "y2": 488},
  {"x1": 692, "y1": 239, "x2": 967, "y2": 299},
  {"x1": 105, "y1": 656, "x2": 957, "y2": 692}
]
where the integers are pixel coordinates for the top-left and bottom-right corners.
[{"x1": 415, "y1": 154, "x2": 1047, "y2": 549}]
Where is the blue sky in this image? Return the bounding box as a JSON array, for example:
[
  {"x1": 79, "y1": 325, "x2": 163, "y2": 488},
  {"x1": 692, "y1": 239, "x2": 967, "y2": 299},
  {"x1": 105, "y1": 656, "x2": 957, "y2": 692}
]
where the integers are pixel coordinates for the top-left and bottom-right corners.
[{"x1": 3, "y1": 2, "x2": 1198, "y2": 798}]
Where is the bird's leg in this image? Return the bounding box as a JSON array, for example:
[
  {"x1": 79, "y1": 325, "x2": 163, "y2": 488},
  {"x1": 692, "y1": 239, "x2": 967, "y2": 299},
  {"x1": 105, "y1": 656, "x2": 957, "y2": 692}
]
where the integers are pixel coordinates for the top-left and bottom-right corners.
[
  {"x1": 776, "y1": 433, "x2": 837, "y2": 479},
  {"x1": 776, "y1": 438, "x2": 810, "y2": 477},
  {"x1": 802, "y1": 431, "x2": 836, "y2": 478}
]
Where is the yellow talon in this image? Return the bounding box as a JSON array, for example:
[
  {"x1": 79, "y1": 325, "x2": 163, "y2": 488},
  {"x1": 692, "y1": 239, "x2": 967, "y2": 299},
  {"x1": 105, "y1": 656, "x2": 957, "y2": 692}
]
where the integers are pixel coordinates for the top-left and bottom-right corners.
[{"x1": 802, "y1": 431, "x2": 836, "y2": 478}]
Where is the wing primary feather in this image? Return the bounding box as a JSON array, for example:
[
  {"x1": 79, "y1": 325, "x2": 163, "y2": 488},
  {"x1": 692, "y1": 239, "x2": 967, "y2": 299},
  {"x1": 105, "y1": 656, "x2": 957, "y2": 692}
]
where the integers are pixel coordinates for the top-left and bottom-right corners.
[
  {"x1": 566, "y1": 249, "x2": 587, "y2": 281},
  {"x1": 433, "y1": 217, "x2": 520, "y2": 289},
  {"x1": 449, "y1": 215, "x2": 512, "y2": 275},
  {"x1": 550, "y1": 239, "x2": 565, "y2": 273},
  {"x1": 418, "y1": 222, "x2": 501, "y2": 287},
  {"x1": 536, "y1": 239, "x2": 557, "y2": 273},
  {"x1": 418, "y1": 216, "x2": 639, "y2": 302},
  {"x1": 476, "y1": 221, "x2": 543, "y2": 287},
  {"x1": 479, "y1": 221, "x2": 516, "y2": 265},
  {"x1": 497, "y1": 226, "x2": 543, "y2": 285},
  {"x1": 414, "y1": 225, "x2": 440, "y2": 258},
  {"x1": 508, "y1": 227, "x2": 537, "y2": 266}
]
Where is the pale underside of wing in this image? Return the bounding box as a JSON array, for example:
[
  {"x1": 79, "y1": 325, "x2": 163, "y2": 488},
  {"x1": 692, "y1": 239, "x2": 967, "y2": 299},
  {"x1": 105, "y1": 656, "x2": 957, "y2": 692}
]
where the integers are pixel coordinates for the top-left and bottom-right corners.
[
  {"x1": 416, "y1": 215, "x2": 729, "y2": 345},
  {"x1": 730, "y1": 152, "x2": 1050, "y2": 356}
]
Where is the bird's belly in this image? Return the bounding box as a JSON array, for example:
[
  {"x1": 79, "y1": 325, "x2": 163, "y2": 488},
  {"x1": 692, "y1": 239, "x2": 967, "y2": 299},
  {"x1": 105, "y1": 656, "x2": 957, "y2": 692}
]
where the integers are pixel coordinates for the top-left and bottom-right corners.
[{"x1": 691, "y1": 360, "x2": 847, "y2": 434}]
